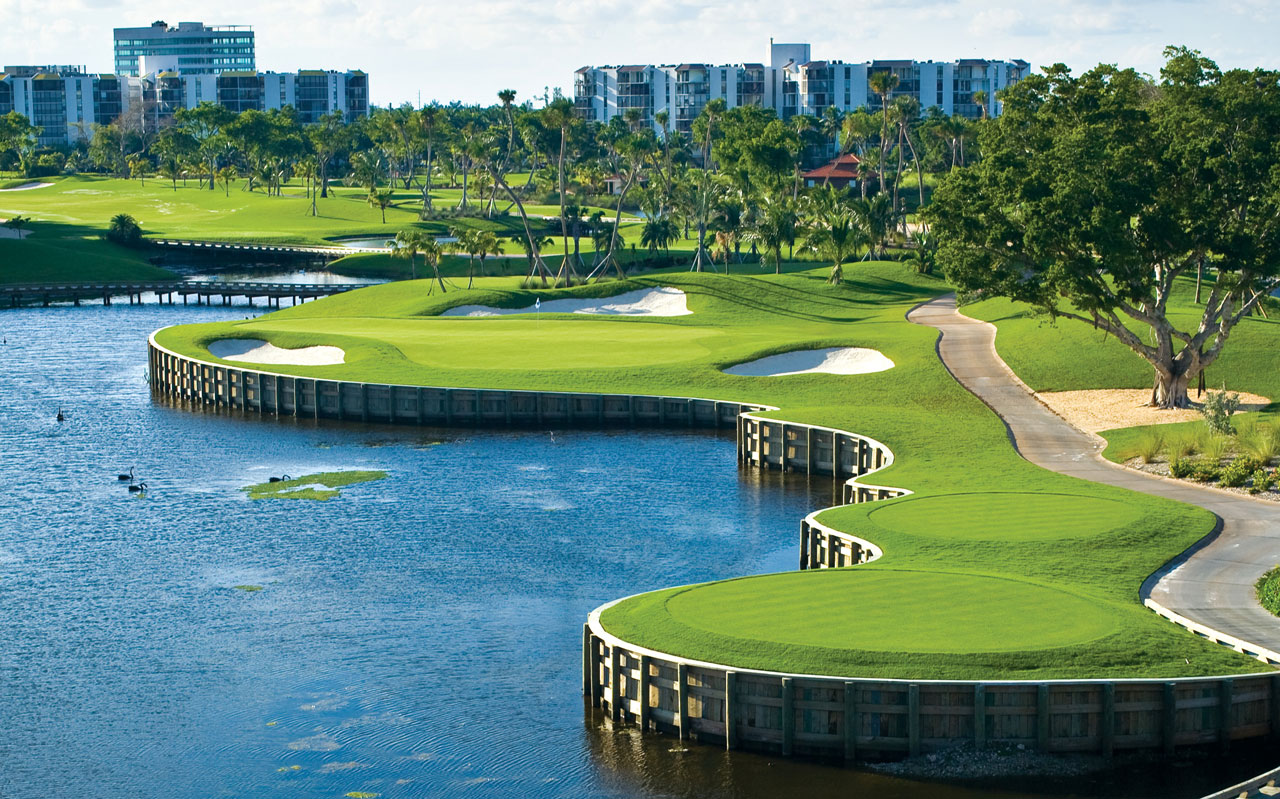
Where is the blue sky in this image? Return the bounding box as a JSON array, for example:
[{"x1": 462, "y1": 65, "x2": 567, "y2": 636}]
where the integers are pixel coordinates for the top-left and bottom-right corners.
[{"x1": 1, "y1": 0, "x2": 1275, "y2": 107}]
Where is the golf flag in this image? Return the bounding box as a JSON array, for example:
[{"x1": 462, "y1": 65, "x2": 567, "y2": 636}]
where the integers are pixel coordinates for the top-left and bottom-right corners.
[{"x1": 536, "y1": 298, "x2": 541, "y2": 310}]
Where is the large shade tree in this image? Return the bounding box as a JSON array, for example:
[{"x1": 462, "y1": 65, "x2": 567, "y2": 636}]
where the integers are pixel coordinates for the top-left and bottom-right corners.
[{"x1": 930, "y1": 48, "x2": 1280, "y2": 409}]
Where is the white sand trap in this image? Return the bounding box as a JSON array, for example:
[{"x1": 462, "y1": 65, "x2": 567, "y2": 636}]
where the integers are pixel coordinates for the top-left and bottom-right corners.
[
  {"x1": 441, "y1": 287, "x2": 691, "y2": 317},
  {"x1": 208, "y1": 339, "x2": 345, "y2": 366},
  {"x1": 725, "y1": 347, "x2": 895, "y2": 377},
  {"x1": 0, "y1": 182, "x2": 53, "y2": 192}
]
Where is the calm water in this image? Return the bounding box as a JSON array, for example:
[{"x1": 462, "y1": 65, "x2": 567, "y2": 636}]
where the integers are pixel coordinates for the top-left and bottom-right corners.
[{"x1": 0, "y1": 303, "x2": 1271, "y2": 799}]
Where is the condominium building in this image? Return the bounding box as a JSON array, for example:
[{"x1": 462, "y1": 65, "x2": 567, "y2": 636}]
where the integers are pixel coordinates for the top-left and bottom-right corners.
[
  {"x1": 144, "y1": 69, "x2": 370, "y2": 124},
  {"x1": 113, "y1": 21, "x2": 255, "y2": 76},
  {"x1": 0, "y1": 66, "x2": 125, "y2": 146},
  {"x1": 0, "y1": 65, "x2": 369, "y2": 146},
  {"x1": 574, "y1": 41, "x2": 1029, "y2": 133}
]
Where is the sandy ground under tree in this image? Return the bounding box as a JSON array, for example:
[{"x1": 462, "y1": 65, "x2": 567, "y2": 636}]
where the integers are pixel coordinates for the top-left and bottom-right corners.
[{"x1": 1036, "y1": 388, "x2": 1272, "y2": 433}]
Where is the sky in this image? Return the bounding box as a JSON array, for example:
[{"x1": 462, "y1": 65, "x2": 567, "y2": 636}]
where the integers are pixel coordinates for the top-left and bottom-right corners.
[{"x1": 1, "y1": 0, "x2": 1276, "y2": 108}]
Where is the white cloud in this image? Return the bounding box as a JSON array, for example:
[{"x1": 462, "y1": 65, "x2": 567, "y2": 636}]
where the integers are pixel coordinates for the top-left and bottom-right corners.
[{"x1": 0, "y1": 0, "x2": 1274, "y2": 106}]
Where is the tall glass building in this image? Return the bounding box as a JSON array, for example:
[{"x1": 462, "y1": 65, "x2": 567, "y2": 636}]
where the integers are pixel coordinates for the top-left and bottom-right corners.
[{"x1": 113, "y1": 21, "x2": 255, "y2": 77}]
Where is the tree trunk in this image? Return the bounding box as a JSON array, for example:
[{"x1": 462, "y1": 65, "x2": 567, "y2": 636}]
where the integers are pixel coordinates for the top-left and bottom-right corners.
[
  {"x1": 556, "y1": 129, "x2": 572, "y2": 286},
  {"x1": 1151, "y1": 369, "x2": 1193, "y2": 409},
  {"x1": 420, "y1": 147, "x2": 434, "y2": 215},
  {"x1": 491, "y1": 168, "x2": 551, "y2": 287},
  {"x1": 1195, "y1": 256, "x2": 1204, "y2": 304}
]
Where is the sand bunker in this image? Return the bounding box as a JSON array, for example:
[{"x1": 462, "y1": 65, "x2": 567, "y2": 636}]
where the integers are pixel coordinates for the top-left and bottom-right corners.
[
  {"x1": 441, "y1": 287, "x2": 691, "y2": 317},
  {"x1": 724, "y1": 347, "x2": 895, "y2": 377},
  {"x1": 0, "y1": 182, "x2": 53, "y2": 192},
  {"x1": 1037, "y1": 389, "x2": 1272, "y2": 433},
  {"x1": 208, "y1": 339, "x2": 345, "y2": 366}
]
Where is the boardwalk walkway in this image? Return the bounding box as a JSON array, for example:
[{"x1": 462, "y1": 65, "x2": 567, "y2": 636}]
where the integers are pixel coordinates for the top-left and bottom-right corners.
[
  {"x1": 2, "y1": 280, "x2": 359, "y2": 307},
  {"x1": 908, "y1": 295, "x2": 1280, "y2": 659}
]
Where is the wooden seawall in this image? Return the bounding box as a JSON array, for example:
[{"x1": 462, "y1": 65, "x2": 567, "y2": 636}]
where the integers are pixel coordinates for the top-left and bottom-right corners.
[
  {"x1": 584, "y1": 610, "x2": 1279, "y2": 760},
  {"x1": 148, "y1": 331, "x2": 1280, "y2": 762}
]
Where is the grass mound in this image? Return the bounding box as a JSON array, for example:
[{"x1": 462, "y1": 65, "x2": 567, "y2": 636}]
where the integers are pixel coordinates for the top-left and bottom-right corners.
[
  {"x1": 242, "y1": 470, "x2": 387, "y2": 502},
  {"x1": 1257, "y1": 566, "x2": 1280, "y2": 617},
  {"x1": 159, "y1": 265, "x2": 1267, "y2": 679}
]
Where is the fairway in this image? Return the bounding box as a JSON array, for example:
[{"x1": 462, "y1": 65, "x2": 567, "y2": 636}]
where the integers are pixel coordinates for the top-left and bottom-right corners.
[
  {"x1": 639, "y1": 569, "x2": 1121, "y2": 654},
  {"x1": 247, "y1": 316, "x2": 729, "y2": 371},
  {"x1": 866, "y1": 492, "x2": 1144, "y2": 541},
  {"x1": 154, "y1": 265, "x2": 1270, "y2": 680}
]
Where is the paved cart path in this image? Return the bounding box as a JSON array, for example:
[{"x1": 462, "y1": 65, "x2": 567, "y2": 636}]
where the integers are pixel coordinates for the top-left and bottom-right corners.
[{"x1": 908, "y1": 295, "x2": 1280, "y2": 656}]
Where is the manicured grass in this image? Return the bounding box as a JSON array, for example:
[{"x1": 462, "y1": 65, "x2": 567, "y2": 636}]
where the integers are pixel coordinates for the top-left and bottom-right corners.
[
  {"x1": 610, "y1": 569, "x2": 1122, "y2": 658},
  {"x1": 0, "y1": 175, "x2": 631, "y2": 249},
  {"x1": 157, "y1": 264, "x2": 1267, "y2": 679},
  {"x1": 242, "y1": 470, "x2": 387, "y2": 501},
  {"x1": 0, "y1": 218, "x2": 177, "y2": 285},
  {"x1": 864, "y1": 492, "x2": 1143, "y2": 541}
]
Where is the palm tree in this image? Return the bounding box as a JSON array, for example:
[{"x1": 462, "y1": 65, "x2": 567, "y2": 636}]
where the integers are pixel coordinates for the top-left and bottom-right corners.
[
  {"x1": 454, "y1": 228, "x2": 502, "y2": 289},
  {"x1": 216, "y1": 166, "x2": 237, "y2": 197},
  {"x1": 106, "y1": 213, "x2": 142, "y2": 246},
  {"x1": 346, "y1": 151, "x2": 383, "y2": 196},
  {"x1": 852, "y1": 193, "x2": 896, "y2": 260},
  {"x1": 512, "y1": 232, "x2": 554, "y2": 278},
  {"x1": 972, "y1": 90, "x2": 989, "y2": 120},
  {"x1": 541, "y1": 98, "x2": 578, "y2": 285},
  {"x1": 369, "y1": 189, "x2": 395, "y2": 224},
  {"x1": 802, "y1": 208, "x2": 867, "y2": 284},
  {"x1": 744, "y1": 194, "x2": 795, "y2": 275},
  {"x1": 867, "y1": 70, "x2": 900, "y2": 195},
  {"x1": 389, "y1": 229, "x2": 435, "y2": 281},
  {"x1": 790, "y1": 114, "x2": 815, "y2": 200},
  {"x1": 901, "y1": 230, "x2": 937, "y2": 275},
  {"x1": 712, "y1": 229, "x2": 736, "y2": 273},
  {"x1": 159, "y1": 161, "x2": 181, "y2": 191},
  {"x1": 563, "y1": 203, "x2": 586, "y2": 272},
  {"x1": 891, "y1": 95, "x2": 926, "y2": 231},
  {"x1": 640, "y1": 213, "x2": 679, "y2": 261},
  {"x1": 4, "y1": 215, "x2": 31, "y2": 239},
  {"x1": 690, "y1": 98, "x2": 727, "y2": 271},
  {"x1": 417, "y1": 105, "x2": 443, "y2": 216},
  {"x1": 127, "y1": 156, "x2": 148, "y2": 186}
]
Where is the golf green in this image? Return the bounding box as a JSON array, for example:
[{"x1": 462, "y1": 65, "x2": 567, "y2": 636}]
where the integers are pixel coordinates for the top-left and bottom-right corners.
[
  {"x1": 153, "y1": 266, "x2": 1268, "y2": 679},
  {"x1": 648, "y1": 569, "x2": 1122, "y2": 654},
  {"x1": 866, "y1": 492, "x2": 1144, "y2": 541}
]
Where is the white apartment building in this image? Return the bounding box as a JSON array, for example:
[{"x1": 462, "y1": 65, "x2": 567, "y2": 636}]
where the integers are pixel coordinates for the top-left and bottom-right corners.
[
  {"x1": 574, "y1": 41, "x2": 1029, "y2": 133},
  {"x1": 0, "y1": 65, "x2": 369, "y2": 146},
  {"x1": 114, "y1": 21, "x2": 255, "y2": 76}
]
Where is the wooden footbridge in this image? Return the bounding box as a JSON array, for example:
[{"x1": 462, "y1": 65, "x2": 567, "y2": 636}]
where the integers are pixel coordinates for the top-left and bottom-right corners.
[{"x1": 2, "y1": 280, "x2": 361, "y2": 308}]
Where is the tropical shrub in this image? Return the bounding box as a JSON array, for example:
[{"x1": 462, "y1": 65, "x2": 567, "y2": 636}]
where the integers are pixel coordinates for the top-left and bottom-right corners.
[
  {"x1": 1256, "y1": 565, "x2": 1280, "y2": 617},
  {"x1": 1189, "y1": 461, "x2": 1222, "y2": 483},
  {"x1": 1219, "y1": 458, "x2": 1253, "y2": 488},
  {"x1": 1169, "y1": 457, "x2": 1195, "y2": 479},
  {"x1": 1200, "y1": 390, "x2": 1242, "y2": 435},
  {"x1": 104, "y1": 213, "x2": 142, "y2": 247},
  {"x1": 1247, "y1": 469, "x2": 1276, "y2": 495}
]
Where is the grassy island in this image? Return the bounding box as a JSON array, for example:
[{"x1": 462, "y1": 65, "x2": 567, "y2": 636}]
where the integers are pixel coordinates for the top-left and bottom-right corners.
[
  {"x1": 242, "y1": 470, "x2": 387, "y2": 501},
  {"x1": 156, "y1": 265, "x2": 1270, "y2": 680}
]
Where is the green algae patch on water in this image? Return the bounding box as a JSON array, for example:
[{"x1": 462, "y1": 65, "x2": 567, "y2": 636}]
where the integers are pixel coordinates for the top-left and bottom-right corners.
[
  {"x1": 242, "y1": 470, "x2": 388, "y2": 502},
  {"x1": 233, "y1": 585, "x2": 264, "y2": 592}
]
